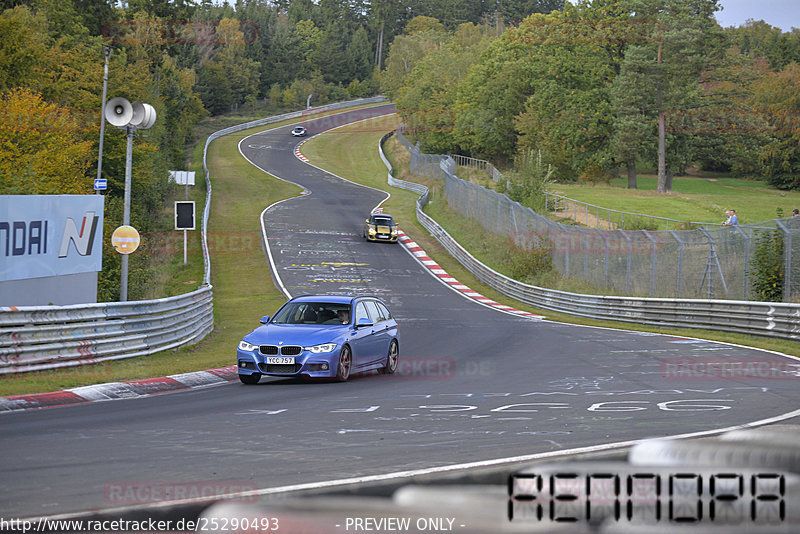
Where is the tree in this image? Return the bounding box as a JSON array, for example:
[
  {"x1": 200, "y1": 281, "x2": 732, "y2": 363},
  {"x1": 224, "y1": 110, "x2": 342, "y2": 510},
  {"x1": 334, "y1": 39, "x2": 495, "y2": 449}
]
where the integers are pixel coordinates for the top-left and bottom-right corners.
[
  {"x1": 309, "y1": 23, "x2": 349, "y2": 84},
  {"x1": 452, "y1": 21, "x2": 534, "y2": 159},
  {"x1": 380, "y1": 24, "x2": 446, "y2": 97},
  {"x1": 196, "y1": 17, "x2": 261, "y2": 113},
  {"x1": 366, "y1": 0, "x2": 408, "y2": 69},
  {"x1": 725, "y1": 20, "x2": 800, "y2": 71},
  {"x1": 513, "y1": 4, "x2": 620, "y2": 182},
  {"x1": 494, "y1": 0, "x2": 566, "y2": 23},
  {"x1": 405, "y1": 15, "x2": 446, "y2": 34},
  {"x1": 689, "y1": 45, "x2": 772, "y2": 176},
  {"x1": 393, "y1": 22, "x2": 493, "y2": 154},
  {"x1": 346, "y1": 26, "x2": 373, "y2": 82},
  {"x1": 0, "y1": 6, "x2": 49, "y2": 92},
  {"x1": 622, "y1": 0, "x2": 724, "y2": 192},
  {"x1": 752, "y1": 62, "x2": 800, "y2": 190},
  {"x1": 610, "y1": 45, "x2": 655, "y2": 188},
  {"x1": 0, "y1": 88, "x2": 93, "y2": 194}
]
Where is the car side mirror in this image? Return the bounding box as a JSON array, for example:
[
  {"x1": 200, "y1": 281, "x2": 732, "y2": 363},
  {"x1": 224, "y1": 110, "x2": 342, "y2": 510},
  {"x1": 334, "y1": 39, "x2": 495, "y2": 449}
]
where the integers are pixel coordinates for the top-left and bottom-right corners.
[
  {"x1": 356, "y1": 317, "x2": 373, "y2": 328},
  {"x1": 260, "y1": 315, "x2": 270, "y2": 324}
]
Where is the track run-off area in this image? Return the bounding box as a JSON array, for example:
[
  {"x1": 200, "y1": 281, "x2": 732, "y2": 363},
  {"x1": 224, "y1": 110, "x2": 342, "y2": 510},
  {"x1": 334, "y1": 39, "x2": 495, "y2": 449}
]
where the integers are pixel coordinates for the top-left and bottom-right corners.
[{"x1": 2, "y1": 104, "x2": 799, "y2": 520}]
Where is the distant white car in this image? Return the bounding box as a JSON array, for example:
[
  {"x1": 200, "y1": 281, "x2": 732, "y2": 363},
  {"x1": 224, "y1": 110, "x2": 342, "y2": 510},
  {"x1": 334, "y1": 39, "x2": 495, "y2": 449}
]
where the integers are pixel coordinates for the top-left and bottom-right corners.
[{"x1": 291, "y1": 126, "x2": 307, "y2": 137}]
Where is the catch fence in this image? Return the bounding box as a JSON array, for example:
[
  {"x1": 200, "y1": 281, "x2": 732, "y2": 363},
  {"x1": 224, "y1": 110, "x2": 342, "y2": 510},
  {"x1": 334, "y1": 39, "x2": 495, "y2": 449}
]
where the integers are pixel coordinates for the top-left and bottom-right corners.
[{"x1": 396, "y1": 130, "x2": 800, "y2": 302}]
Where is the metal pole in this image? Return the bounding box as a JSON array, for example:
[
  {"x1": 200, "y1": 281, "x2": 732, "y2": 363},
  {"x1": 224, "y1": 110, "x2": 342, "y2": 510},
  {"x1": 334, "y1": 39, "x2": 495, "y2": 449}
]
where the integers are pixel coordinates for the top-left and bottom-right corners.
[
  {"x1": 120, "y1": 126, "x2": 133, "y2": 302},
  {"x1": 733, "y1": 225, "x2": 750, "y2": 299},
  {"x1": 603, "y1": 233, "x2": 609, "y2": 289},
  {"x1": 669, "y1": 230, "x2": 684, "y2": 297},
  {"x1": 184, "y1": 228, "x2": 188, "y2": 265},
  {"x1": 643, "y1": 230, "x2": 656, "y2": 296},
  {"x1": 96, "y1": 45, "x2": 110, "y2": 194},
  {"x1": 776, "y1": 220, "x2": 791, "y2": 302}
]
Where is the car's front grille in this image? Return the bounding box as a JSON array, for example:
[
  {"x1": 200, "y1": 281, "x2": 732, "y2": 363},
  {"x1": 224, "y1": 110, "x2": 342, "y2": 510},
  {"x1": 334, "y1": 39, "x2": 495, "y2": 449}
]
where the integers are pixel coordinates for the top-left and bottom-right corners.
[
  {"x1": 260, "y1": 363, "x2": 301, "y2": 374},
  {"x1": 259, "y1": 345, "x2": 303, "y2": 355}
]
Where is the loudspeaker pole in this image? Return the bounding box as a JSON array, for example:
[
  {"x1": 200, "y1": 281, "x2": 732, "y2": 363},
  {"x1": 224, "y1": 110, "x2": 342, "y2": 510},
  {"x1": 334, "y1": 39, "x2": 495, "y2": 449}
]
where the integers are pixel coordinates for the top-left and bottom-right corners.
[
  {"x1": 104, "y1": 96, "x2": 156, "y2": 302},
  {"x1": 120, "y1": 125, "x2": 134, "y2": 302}
]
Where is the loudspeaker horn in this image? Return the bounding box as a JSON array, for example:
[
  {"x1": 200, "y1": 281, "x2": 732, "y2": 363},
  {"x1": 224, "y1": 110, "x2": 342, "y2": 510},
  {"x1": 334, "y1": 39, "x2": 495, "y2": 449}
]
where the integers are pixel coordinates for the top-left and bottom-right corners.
[
  {"x1": 105, "y1": 97, "x2": 133, "y2": 127},
  {"x1": 130, "y1": 102, "x2": 157, "y2": 130}
]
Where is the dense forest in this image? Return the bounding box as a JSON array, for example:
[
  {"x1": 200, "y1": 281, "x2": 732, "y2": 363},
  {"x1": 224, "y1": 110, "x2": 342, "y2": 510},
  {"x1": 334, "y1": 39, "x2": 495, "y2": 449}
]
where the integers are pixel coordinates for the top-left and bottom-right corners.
[
  {"x1": 383, "y1": 0, "x2": 800, "y2": 193},
  {"x1": 1, "y1": 0, "x2": 799, "y2": 302}
]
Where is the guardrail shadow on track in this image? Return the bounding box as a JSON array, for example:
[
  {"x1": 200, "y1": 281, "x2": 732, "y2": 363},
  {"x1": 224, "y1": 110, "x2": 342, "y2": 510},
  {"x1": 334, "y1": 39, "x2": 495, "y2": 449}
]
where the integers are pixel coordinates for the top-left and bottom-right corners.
[{"x1": 378, "y1": 131, "x2": 800, "y2": 342}]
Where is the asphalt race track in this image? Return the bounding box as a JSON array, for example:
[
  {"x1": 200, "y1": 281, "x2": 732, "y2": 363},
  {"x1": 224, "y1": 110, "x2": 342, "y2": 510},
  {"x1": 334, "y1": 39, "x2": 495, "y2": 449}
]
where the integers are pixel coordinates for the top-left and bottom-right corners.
[{"x1": 2, "y1": 104, "x2": 799, "y2": 520}]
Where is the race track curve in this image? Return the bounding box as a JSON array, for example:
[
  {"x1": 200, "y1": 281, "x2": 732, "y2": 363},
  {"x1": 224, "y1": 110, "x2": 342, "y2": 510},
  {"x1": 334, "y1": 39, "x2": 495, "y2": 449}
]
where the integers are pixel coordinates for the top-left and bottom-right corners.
[{"x1": 2, "y1": 104, "x2": 799, "y2": 519}]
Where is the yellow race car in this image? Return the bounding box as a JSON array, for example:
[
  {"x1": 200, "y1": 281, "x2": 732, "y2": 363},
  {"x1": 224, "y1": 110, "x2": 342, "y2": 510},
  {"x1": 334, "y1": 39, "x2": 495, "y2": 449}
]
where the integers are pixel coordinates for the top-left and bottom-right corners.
[{"x1": 363, "y1": 213, "x2": 398, "y2": 243}]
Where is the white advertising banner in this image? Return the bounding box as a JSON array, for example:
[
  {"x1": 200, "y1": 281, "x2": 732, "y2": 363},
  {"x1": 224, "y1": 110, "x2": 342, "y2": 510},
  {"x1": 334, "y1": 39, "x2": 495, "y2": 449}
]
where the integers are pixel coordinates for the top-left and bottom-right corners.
[{"x1": 0, "y1": 195, "x2": 104, "y2": 282}]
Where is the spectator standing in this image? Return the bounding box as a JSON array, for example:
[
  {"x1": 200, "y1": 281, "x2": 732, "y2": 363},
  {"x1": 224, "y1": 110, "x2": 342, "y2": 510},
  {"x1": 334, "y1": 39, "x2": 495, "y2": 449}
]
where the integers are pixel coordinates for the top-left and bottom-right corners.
[{"x1": 722, "y1": 209, "x2": 738, "y2": 226}]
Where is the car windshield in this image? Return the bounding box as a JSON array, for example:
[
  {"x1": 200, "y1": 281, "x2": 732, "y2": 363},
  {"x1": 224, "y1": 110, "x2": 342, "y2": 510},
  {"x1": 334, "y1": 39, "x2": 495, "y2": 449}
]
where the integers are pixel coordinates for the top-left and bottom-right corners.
[
  {"x1": 271, "y1": 302, "x2": 351, "y2": 325},
  {"x1": 372, "y1": 216, "x2": 394, "y2": 226}
]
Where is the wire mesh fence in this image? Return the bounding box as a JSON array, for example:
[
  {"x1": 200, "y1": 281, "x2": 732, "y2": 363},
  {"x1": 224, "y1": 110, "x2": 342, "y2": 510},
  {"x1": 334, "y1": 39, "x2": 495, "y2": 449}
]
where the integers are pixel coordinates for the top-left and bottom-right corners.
[{"x1": 396, "y1": 129, "x2": 800, "y2": 302}]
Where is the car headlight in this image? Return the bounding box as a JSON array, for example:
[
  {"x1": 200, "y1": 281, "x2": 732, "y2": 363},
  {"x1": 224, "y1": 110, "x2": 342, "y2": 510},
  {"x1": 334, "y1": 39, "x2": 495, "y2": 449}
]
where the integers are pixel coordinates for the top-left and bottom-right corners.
[
  {"x1": 368, "y1": 227, "x2": 377, "y2": 235},
  {"x1": 238, "y1": 340, "x2": 258, "y2": 352},
  {"x1": 391, "y1": 227, "x2": 398, "y2": 235},
  {"x1": 305, "y1": 343, "x2": 337, "y2": 353}
]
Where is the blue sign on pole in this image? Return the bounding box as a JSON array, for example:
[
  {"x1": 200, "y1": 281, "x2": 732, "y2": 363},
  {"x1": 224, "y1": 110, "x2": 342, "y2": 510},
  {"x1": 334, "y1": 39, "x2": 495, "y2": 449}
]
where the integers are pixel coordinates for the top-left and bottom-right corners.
[{"x1": 94, "y1": 178, "x2": 107, "y2": 191}]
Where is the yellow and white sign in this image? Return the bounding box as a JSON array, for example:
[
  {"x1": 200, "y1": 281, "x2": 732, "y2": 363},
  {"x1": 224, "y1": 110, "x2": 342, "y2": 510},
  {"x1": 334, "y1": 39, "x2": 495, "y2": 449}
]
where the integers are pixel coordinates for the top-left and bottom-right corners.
[{"x1": 111, "y1": 225, "x2": 140, "y2": 254}]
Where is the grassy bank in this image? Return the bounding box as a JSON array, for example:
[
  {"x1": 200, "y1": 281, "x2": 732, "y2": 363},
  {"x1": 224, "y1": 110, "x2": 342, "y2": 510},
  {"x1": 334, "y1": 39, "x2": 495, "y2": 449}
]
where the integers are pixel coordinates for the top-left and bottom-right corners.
[{"x1": 552, "y1": 175, "x2": 800, "y2": 228}]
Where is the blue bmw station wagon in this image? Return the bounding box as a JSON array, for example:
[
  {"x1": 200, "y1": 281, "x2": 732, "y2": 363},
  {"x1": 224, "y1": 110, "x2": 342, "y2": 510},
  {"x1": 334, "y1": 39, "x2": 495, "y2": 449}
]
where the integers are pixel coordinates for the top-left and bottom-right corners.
[{"x1": 236, "y1": 295, "x2": 399, "y2": 383}]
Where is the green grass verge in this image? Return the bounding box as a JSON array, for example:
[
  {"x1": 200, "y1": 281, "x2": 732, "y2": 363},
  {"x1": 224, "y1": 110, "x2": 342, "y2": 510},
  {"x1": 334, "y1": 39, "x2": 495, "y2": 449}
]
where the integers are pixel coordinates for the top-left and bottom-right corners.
[
  {"x1": 303, "y1": 125, "x2": 800, "y2": 359},
  {"x1": 0, "y1": 105, "x2": 381, "y2": 396},
  {"x1": 552, "y1": 174, "x2": 800, "y2": 228}
]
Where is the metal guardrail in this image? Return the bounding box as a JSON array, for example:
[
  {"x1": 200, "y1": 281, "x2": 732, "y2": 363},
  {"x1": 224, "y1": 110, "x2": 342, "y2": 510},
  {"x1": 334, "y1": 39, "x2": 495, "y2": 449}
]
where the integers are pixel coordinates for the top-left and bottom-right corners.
[
  {"x1": 0, "y1": 98, "x2": 388, "y2": 374},
  {"x1": 450, "y1": 153, "x2": 505, "y2": 183},
  {"x1": 0, "y1": 287, "x2": 213, "y2": 374},
  {"x1": 379, "y1": 132, "x2": 800, "y2": 341}
]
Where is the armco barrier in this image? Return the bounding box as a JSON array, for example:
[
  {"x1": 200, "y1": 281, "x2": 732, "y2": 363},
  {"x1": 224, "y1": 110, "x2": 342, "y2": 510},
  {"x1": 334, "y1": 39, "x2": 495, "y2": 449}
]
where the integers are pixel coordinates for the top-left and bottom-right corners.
[
  {"x1": 379, "y1": 132, "x2": 800, "y2": 341},
  {"x1": 0, "y1": 287, "x2": 213, "y2": 374},
  {"x1": 0, "y1": 98, "x2": 387, "y2": 374}
]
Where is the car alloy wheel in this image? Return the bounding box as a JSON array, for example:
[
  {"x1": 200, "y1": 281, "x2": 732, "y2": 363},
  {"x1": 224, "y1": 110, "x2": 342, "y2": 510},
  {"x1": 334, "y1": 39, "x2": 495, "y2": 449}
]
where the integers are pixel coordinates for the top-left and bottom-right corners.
[
  {"x1": 336, "y1": 346, "x2": 351, "y2": 382},
  {"x1": 380, "y1": 340, "x2": 398, "y2": 375},
  {"x1": 239, "y1": 373, "x2": 261, "y2": 385}
]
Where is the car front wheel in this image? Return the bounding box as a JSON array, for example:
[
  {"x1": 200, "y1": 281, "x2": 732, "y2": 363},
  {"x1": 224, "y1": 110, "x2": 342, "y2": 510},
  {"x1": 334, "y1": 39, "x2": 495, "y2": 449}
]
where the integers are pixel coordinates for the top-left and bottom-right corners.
[
  {"x1": 380, "y1": 340, "x2": 398, "y2": 374},
  {"x1": 336, "y1": 346, "x2": 352, "y2": 382},
  {"x1": 239, "y1": 373, "x2": 261, "y2": 385}
]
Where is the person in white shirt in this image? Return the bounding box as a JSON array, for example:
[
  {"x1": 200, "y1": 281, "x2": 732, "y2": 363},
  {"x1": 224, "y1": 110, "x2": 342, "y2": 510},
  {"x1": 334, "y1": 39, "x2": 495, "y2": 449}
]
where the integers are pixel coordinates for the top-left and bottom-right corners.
[{"x1": 722, "y1": 209, "x2": 738, "y2": 226}]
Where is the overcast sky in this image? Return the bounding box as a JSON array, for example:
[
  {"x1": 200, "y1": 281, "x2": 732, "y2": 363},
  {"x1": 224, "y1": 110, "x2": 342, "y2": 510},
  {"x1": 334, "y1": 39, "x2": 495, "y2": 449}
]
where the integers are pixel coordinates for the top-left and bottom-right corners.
[
  {"x1": 714, "y1": 0, "x2": 800, "y2": 31},
  {"x1": 560, "y1": 0, "x2": 800, "y2": 32}
]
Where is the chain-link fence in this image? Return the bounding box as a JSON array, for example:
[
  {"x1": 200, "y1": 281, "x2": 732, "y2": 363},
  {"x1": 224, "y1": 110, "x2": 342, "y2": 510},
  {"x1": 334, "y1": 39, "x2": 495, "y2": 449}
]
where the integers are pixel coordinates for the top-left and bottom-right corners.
[{"x1": 396, "y1": 129, "x2": 800, "y2": 302}]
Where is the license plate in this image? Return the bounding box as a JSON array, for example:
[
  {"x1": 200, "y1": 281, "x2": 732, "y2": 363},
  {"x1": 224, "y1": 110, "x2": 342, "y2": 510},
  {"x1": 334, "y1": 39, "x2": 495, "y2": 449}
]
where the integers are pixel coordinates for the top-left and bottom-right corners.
[
  {"x1": 266, "y1": 356, "x2": 294, "y2": 364},
  {"x1": 378, "y1": 234, "x2": 389, "y2": 239}
]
